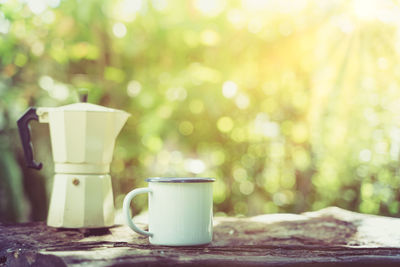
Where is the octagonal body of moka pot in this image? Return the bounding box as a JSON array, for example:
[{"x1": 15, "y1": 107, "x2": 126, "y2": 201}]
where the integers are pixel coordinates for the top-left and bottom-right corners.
[{"x1": 18, "y1": 101, "x2": 130, "y2": 228}]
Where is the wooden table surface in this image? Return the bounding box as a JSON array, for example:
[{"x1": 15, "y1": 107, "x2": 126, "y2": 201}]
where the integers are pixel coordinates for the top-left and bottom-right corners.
[{"x1": 1, "y1": 207, "x2": 400, "y2": 266}]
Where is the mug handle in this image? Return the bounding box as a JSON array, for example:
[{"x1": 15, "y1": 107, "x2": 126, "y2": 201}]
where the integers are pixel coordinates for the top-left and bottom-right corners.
[{"x1": 123, "y1": 188, "x2": 153, "y2": 237}]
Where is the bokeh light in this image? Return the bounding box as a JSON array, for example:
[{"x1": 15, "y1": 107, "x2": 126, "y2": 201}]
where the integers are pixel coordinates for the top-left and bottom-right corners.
[{"x1": 2, "y1": 0, "x2": 400, "y2": 223}]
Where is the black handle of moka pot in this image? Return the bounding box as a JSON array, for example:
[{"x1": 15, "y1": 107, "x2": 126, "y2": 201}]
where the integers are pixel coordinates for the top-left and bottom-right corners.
[{"x1": 17, "y1": 107, "x2": 43, "y2": 170}]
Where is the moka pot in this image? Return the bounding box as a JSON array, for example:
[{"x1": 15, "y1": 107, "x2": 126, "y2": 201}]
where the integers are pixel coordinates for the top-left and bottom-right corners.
[{"x1": 17, "y1": 96, "x2": 130, "y2": 228}]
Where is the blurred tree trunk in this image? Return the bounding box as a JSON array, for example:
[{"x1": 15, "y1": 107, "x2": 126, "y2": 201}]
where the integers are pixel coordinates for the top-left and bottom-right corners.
[
  {"x1": 0, "y1": 125, "x2": 47, "y2": 223},
  {"x1": 17, "y1": 150, "x2": 48, "y2": 222},
  {"x1": 0, "y1": 135, "x2": 29, "y2": 222}
]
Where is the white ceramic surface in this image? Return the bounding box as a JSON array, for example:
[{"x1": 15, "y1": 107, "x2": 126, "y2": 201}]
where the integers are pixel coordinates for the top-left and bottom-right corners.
[{"x1": 123, "y1": 178, "x2": 214, "y2": 246}]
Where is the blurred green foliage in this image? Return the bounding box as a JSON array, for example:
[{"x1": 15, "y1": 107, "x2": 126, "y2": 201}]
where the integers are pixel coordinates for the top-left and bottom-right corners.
[{"x1": 1, "y1": 0, "x2": 400, "y2": 221}]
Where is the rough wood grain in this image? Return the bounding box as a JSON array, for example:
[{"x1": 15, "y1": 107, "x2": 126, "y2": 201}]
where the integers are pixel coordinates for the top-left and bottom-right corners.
[{"x1": 1, "y1": 207, "x2": 400, "y2": 266}]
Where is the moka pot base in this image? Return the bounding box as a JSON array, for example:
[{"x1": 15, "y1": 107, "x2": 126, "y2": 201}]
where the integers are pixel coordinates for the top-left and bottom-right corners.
[{"x1": 47, "y1": 173, "x2": 115, "y2": 229}]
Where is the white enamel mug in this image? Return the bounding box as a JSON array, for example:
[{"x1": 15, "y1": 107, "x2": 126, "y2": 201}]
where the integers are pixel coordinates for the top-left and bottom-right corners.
[{"x1": 123, "y1": 177, "x2": 215, "y2": 246}]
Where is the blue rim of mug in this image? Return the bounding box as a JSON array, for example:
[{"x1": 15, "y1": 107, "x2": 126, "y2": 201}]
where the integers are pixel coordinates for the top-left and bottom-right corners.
[{"x1": 146, "y1": 177, "x2": 215, "y2": 183}]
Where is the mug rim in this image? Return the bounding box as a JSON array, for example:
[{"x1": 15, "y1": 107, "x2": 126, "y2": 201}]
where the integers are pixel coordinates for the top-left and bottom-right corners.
[{"x1": 146, "y1": 177, "x2": 215, "y2": 183}]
